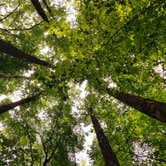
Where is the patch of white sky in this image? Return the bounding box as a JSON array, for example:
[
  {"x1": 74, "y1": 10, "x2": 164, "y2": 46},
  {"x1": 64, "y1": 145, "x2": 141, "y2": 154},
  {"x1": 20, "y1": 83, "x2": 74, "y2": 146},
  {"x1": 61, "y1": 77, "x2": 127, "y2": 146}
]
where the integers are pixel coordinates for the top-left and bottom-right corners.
[
  {"x1": 103, "y1": 76, "x2": 117, "y2": 88},
  {"x1": 75, "y1": 123, "x2": 94, "y2": 166},
  {"x1": 154, "y1": 64, "x2": 166, "y2": 80},
  {"x1": 0, "y1": 2, "x2": 14, "y2": 15},
  {"x1": 39, "y1": 43, "x2": 50, "y2": 56},
  {"x1": 0, "y1": 1, "x2": 36, "y2": 29},
  {"x1": 0, "y1": 89, "x2": 22, "y2": 103},
  {"x1": 50, "y1": 0, "x2": 77, "y2": 27},
  {"x1": 154, "y1": 64, "x2": 166, "y2": 89},
  {"x1": 133, "y1": 141, "x2": 155, "y2": 165},
  {"x1": 70, "y1": 80, "x2": 89, "y2": 117},
  {"x1": 38, "y1": 42, "x2": 59, "y2": 65},
  {"x1": 68, "y1": 80, "x2": 94, "y2": 165}
]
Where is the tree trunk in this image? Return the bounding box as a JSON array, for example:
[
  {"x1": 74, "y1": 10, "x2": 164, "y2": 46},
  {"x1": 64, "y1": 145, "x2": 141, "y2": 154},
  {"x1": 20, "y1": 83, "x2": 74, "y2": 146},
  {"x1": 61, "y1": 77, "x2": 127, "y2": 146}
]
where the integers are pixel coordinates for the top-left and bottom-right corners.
[
  {"x1": 0, "y1": 39, "x2": 52, "y2": 67},
  {"x1": 89, "y1": 111, "x2": 120, "y2": 166},
  {"x1": 107, "y1": 89, "x2": 166, "y2": 123},
  {"x1": 31, "y1": 0, "x2": 49, "y2": 22},
  {"x1": 43, "y1": 158, "x2": 49, "y2": 166},
  {"x1": 0, "y1": 92, "x2": 41, "y2": 114},
  {"x1": 42, "y1": 0, "x2": 53, "y2": 16}
]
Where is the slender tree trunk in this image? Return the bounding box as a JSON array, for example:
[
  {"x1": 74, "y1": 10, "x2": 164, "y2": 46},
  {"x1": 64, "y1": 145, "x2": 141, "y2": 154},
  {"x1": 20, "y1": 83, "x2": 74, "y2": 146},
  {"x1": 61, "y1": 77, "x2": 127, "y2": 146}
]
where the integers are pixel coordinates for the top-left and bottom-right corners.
[
  {"x1": 107, "y1": 88, "x2": 166, "y2": 123},
  {"x1": 89, "y1": 110, "x2": 120, "y2": 166},
  {"x1": 0, "y1": 92, "x2": 41, "y2": 114},
  {"x1": 31, "y1": 0, "x2": 49, "y2": 22},
  {"x1": 43, "y1": 158, "x2": 49, "y2": 166},
  {"x1": 0, "y1": 39, "x2": 52, "y2": 67}
]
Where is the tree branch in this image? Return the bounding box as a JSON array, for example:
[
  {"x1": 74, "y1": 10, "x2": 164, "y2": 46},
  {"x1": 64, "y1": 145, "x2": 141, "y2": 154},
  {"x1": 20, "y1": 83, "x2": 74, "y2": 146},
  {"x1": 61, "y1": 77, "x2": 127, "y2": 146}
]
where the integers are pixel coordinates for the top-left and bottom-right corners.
[
  {"x1": 31, "y1": 0, "x2": 49, "y2": 22},
  {"x1": 0, "y1": 39, "x2": 53, "y2": 68},
  {"x1": 0, "y1": 2, "x2": 20, "y2": 22},
  {"x1": 0, "y1": 92, "x2": 42, "y2": 115}
]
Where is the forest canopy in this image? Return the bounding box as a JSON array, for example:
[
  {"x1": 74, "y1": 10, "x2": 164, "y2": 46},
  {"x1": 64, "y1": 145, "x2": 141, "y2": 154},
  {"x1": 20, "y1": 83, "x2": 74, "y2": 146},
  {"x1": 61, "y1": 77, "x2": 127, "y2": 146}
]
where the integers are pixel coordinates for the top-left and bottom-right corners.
[{"x1": 0, "y1": 0, "x2": 166, "y2": 165}]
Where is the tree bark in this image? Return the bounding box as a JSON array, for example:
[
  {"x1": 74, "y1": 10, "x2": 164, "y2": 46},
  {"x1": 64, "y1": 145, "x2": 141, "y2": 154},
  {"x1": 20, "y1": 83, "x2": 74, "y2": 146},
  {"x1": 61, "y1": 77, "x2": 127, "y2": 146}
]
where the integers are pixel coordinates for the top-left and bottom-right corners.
[
  {"x1": 107, "y1": 89, "x2": 166, "y2": 123},
  {"x1": 0, "y1": 39, "x2": 52, "y2": 67},
  {"x1": 89, "y1": 111, "x2": 120, "y2": 166},
  {"x1": 42, "y1": 0, "x2": 53, "y2": 16},
  {"x1": 31, "y1": 0, "x2": 49, "y2": 22},
  {"x1": 0, "y1": 92, "x2": 41, "y2": 114}
]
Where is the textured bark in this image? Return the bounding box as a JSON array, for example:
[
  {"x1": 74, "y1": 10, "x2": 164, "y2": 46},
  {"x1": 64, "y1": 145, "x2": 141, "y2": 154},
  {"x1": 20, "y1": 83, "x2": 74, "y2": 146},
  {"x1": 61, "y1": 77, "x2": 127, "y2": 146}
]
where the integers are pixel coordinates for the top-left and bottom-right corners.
[
  {"x1": 31, "y1": 0, "x2": 49, "y2": 22},
  {"x1": 0, "y1": 92, "x2": 41, "y2": 114},
  {"x1": 0, "y1": 39, "x2": 52, "y2": 67},
  {"x1": 42, "y1": 0, "x2": 53, "y2": 16},
  {"x1": 108, "y1": 89, "x2": 166, "y2": 123},
  {"x1": 90, "y1": 112, "x2": 120, "y2": 166}
]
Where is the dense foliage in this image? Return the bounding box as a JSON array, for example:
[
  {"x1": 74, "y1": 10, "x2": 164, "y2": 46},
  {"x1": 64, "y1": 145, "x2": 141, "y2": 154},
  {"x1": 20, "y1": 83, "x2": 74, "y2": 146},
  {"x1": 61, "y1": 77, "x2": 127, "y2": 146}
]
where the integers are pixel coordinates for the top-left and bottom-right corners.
[{"x1": 0, "y1": 0, "x2": 166, "y2": 165}]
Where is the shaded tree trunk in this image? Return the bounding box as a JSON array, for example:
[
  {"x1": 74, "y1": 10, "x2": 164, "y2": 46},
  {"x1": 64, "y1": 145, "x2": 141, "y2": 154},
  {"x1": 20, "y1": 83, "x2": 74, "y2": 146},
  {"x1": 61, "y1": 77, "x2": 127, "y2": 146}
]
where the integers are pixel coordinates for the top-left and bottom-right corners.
[
  {"x1": 0, "y1": 39, "x2": 52, "y2": 67},
  {"x1": 89, "y1": 110, "x2": 120, "y2": 166},
  {"x1": 107, "y1": 88, "x2": 166, "y2": 123},
  {"x1": 42, "y1": 0, "x2": 53, "y2": 16},
  {"x1": 43, "y1": 158, "x2": 49, "y2": 166},
  {"x1": 0, "y1": 92, "x2": 42, "y2": 114},
  {"x1": 31, "y1": 0, "x2": 49, "y2": 22}
]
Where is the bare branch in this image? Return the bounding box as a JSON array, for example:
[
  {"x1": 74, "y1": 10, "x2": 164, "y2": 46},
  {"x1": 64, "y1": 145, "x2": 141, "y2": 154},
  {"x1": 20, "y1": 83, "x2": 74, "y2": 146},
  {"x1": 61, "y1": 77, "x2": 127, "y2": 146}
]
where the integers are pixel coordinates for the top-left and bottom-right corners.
[{"x1": 0, "y1": 2, "x2": 20, "y2": 22}]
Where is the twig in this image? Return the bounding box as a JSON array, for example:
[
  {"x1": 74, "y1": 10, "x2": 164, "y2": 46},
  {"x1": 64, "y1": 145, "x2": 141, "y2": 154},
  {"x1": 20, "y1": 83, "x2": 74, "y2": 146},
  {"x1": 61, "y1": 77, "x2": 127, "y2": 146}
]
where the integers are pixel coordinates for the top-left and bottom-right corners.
[{"x1": 0, "y1": 2, "x2": 20, "y2": 22}]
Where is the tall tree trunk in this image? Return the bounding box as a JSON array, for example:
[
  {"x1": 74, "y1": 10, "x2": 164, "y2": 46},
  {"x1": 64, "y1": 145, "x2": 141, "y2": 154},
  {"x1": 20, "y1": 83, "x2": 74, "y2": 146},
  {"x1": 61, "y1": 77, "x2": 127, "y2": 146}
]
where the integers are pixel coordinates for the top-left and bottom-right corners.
[
  {"x1": 0, "y1": 39, "x2": 52, "y2": 67},
  {"x1": 31, "y1": 0, "x2": 49, "y2": 22},
  {"x1": 0, "y1": 92, "x2": 41, "y2": 114},
  {"x1": 89, "y1": 110, "x2": 120, "y2": 166},
  {"x1": 107, "y1": 88, "x2": 166, "y2": 123}
]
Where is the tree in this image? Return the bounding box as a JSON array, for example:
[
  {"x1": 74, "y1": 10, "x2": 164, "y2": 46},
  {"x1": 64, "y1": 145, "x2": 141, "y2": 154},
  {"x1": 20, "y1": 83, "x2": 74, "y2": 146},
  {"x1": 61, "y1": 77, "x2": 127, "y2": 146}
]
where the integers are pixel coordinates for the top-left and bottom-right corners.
[
  {"x1": 94, "y1": 80, "x2": 166, "y2": 122},
  {"x1": 0, "y1": 0, "x2": 166, "y2": 165},
  {"x1": 108, "y1": 88, "x2": 166, "y2": 123},
  {"x1": 31, "y1": 0, "x2": 49, "y2": 22},
  {"x1": 0, "y1": 39, "x2": 52, "y2": 67},
  {"x1": 88, "y1": 107, "x2": 120, "y2": 166},
  {"x1": 0, "y1": 92, "x2": 41, "y2": 114}
]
